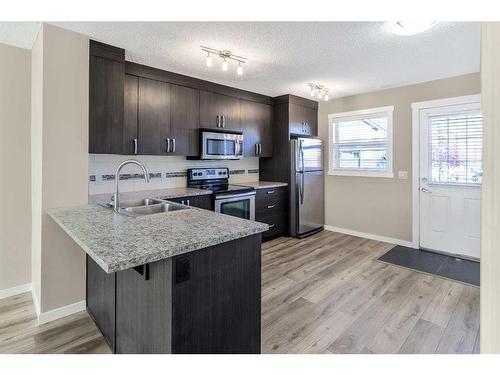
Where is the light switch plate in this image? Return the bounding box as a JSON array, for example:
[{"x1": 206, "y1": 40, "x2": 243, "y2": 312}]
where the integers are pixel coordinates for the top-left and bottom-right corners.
[{"x1": 398, "y1": 170, "x2": 408, "y2": 179}]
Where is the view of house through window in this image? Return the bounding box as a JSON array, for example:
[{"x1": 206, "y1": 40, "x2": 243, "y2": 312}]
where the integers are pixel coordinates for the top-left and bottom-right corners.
[
  {"x1": 329, "y1": 106, "x2": 393, "y2": 177},
  {"x1": 429, "y1": 111, "x2": 483, "y2": 185}
]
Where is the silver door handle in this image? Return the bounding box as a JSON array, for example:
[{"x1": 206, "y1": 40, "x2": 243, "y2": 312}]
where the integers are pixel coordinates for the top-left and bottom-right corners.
[
  {"x1": 166, "y1": 138, "x2": 171, "y2": 152},
  {"x1": 268, "y1": 223, "x2": 275, "y2": 228},
  {"x1": 222, "y1": 115, "x2": 226, "y2": 128},
  {"x1": 133, "y1": 138, "x2": 138, "y2": 154},
  {"x1": 259, "y1": 143, "x2": 262, "y2": 155},
  {"x1": 255, "y1": 144, "x2": 258, "y2": 155},
  {"x1": 421, "y1": 187, "x2": 432, "y2": 193},
  {"x1": 172, "y1": 138, "x2": 176, "y2": 153},
  {"x1": 181, "y1": 200, "x2": 184, "y2": 205},
  {"x1": 267, "y1": 205, "x2": 275, "y2": 209},
  {"x1": 186, "y1": 199, "x2": 190, "y2": 206},
  {"x1": 267, "y1": 190, "x2": 275, "y2": 194},
  {"x1": 216, "y1": 115, "x2": 220, "y2": 127}
]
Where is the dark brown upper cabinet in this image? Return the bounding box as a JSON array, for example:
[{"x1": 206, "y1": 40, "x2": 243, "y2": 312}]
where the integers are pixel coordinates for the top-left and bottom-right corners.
[
  {"x1": 289, "y1": 103, "x2": 318, "y2": 136},
  {"x1": 199, "y1": 91, "x2": 241, "y2": 130},
  {"x1": 89, "y1": 41, "x2": 125, "y2": 154},
  {"x1": 241, "y1": 100, "x2": 273, "y2": 157},
  {"x1": 170, "y1": 84, "x2": 200, "y2": 157},
  {"x1": 123, "y1": 74, "x2": 139, "y2": 155},
  {"x1": 137, "y1": 77, "x2": 171, "y2": 155}
]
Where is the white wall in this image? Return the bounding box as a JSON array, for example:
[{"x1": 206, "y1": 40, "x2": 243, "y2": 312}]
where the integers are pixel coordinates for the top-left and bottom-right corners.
[
  {"x1": 480, "y1": 21, "x2": 500, "y2": 354},
  {"x1": 31, "y1": 23, "x2": 89, "y2": 314},
  {"x1": 0, "y1": 43, "x2": 31, "y2": 293},
  {"x1": 88, "y1": 155, "x2": 260, "y2": 196}
]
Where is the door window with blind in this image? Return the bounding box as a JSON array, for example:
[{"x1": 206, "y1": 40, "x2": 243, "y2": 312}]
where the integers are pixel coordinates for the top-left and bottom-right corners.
[
  {"x1": 429, "y1": 111, "x2": 483, "y2": 185},
  {"x1": 328, "y1": 106, "x2": 394, "y2": 177}
]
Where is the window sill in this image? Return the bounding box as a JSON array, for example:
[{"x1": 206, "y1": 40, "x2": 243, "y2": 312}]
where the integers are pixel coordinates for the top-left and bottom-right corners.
[{"x1": 328, "y1": 170, "x2": 394, "y2": 178}]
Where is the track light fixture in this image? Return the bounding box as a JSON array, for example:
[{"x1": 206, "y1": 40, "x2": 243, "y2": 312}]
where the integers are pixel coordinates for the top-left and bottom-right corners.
[
  {"x1": 308, "y1": 83, "x2": 330, "y2": 101},
  {"x1": 201, "y1": 46, "x2": 246, "y2": 76}
]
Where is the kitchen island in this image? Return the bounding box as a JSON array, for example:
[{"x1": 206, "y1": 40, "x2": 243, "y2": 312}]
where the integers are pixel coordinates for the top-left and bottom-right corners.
[{"x1": 47, "y1": 202, "x2": 268, "y2": 354}]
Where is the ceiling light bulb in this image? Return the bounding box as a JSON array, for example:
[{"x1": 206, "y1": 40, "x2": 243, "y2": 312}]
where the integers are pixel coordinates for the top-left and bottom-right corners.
[
  {"x1": 222, "y1": 59, "x2": 228, "y2": 72},
  {"x1": 206, "y1": 53, "x2": 212, "y2": 67},
  {"x1": 390, "y1": 21, "x2": 437, "y2": 36},
  {"x1": 324, "y1": 93, "x2": 329, "y2": 101},
  {"x1": 237, "y1": 62, "x2": 243, "y2": 76}
]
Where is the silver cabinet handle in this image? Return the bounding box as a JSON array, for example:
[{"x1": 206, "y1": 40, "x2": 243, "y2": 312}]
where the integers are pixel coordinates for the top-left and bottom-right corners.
[
  {"x1": 133, "y1": 138, "x2": 138, "y2": 154},
  {"x1": 166, "y1": 138, "x2": 171, "y2": 153},
  {"x1": 267, "y1": 204, "x2": 275, "y2": 209},
  {"x1": 259, "y1": 143, "x2": 262, "y2": 155},
  {"x1": 172, "y1": 138, "x2": 176, "y2": 153},
  {"x1": 216, "y1": 115, "x2": 220, "y2": 127},
  {"x1": 267, "y1": 190, "x2": 275, "y2": 194},
  {"x1": 187, "y1": 199, "x2": 190, "y2": 206},
  {"x1": 268, "y1": 223, "x2": 275, "y2": 228},
  {"x1": 222, "y1": 115, "x2": 226, "y2": 128},
  {"x1": 181, "y1": 200, "x2": 185, "y2": 205},
  {"x1": 255, "y1": 144, "x2": 258, "y2": 156},
  {"x1": 421, "y1": 187, "x2": 433, "y2": 193}
]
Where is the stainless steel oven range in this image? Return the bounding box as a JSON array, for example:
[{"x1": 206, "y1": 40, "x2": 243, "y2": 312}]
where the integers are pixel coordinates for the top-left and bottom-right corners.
[{"x1": 187, "y1": 167, "x2": 255, "y2": 220}]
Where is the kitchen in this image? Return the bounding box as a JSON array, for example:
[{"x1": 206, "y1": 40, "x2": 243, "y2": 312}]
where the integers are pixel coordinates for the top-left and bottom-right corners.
[{"x1": 0, "y1": 16, "x2": 498, "y2": 363}]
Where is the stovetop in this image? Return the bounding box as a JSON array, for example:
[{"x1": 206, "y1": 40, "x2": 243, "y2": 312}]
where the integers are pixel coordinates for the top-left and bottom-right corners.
[{"x1": 192, "y1": 183, "x2": 255, "y2": 195}]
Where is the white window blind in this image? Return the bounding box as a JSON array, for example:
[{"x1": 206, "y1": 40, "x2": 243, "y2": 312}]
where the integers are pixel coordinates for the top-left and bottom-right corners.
[
  {"x1": 329, "y1": 106, "x2": 393, "y2": 177},
  {"x1": 429, "y1": 111, "x2": 483, "y2": 185}
]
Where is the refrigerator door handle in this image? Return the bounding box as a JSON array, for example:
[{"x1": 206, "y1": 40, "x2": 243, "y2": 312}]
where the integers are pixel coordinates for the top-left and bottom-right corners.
[{"x1": 299, "y1": 139, "x2": 305, "y2": 204}]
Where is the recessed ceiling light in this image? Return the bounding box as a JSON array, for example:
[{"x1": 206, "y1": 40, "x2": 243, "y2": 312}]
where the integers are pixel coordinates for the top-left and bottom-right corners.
[{"x1": 390, "y1": 21, "x2": 437, "y2": 36}]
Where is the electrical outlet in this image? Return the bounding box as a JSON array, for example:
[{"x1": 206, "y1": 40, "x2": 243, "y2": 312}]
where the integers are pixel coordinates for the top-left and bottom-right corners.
[{"x1": 398, "y1": 170, "x2": 408, "y2": 180}]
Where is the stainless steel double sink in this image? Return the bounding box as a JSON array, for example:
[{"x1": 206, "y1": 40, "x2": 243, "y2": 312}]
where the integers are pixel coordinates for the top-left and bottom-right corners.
[{"x1": 100, "y1": 198, "x2": 189, "y2": 217}]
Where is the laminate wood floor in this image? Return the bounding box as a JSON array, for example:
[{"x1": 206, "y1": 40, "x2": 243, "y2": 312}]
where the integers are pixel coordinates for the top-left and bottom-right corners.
[{"x1": 0, "y1": 231, "x2": 480, "y2": 354}]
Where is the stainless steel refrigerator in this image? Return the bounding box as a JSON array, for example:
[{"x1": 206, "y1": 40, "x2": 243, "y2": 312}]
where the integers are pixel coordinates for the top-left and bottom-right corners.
[{"x1": 289, "y1": 137, "x2": 324, "y2": 238}]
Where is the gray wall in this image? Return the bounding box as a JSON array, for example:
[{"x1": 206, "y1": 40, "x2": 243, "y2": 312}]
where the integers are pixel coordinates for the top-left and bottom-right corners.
[
  {"x1": 318, "y1": 73, "x2": 480, "y2": 242},
  {"x1": 0, "y1": 43, "x2": 31, "y2": 292}
]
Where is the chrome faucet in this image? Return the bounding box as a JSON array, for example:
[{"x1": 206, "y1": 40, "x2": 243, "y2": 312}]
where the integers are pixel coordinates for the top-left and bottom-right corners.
[{"x1": 113, "y1": 160, "x2": 150, "y2": 212}]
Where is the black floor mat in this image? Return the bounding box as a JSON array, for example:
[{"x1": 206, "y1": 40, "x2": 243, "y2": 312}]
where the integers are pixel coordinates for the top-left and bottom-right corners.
[{"x1": 378, "y1": 245, "x2": 479, "y2": 286}]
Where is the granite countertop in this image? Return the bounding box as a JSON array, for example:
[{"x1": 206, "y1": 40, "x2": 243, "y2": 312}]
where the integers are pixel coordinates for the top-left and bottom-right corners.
[
  {"x1": 236, "y1": 181, "x2": 288, "y2": 190},
  {"x1": 89, "y1": 187, "x2": 212, "y2": 205},
  {"x1": 47, "y1": 204, "x2": 268, "y2": 273}
]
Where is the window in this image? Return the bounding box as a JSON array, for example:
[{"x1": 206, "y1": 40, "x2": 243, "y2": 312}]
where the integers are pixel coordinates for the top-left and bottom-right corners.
[
  {"x1": 429, "y1": 111, "x2": 483, "y2": 185},
  {"x1": 328, "y1": 106, "x2": 394, "y2": 177}
]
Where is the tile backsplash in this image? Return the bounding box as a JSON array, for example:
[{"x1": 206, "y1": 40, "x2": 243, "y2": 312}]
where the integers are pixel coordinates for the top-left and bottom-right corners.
[{"x1": 88, "y1": 154, "x2": 260, "y2": 196}]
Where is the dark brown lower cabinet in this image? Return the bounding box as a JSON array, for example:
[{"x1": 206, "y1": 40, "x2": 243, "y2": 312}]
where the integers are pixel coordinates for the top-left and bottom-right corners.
[
  {"x1": 86, "y1": 234, "x2": 261, "y2": 354},
  {"x1": 166, "y1": 195, "x2": 213, "y2": 211},
  {"x1": 255, "y1": 186, "x2": 287, "y2": 241}
]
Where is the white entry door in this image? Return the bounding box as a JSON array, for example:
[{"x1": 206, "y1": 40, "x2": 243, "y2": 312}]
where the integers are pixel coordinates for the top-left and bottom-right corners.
[{"x1": 418, "y1": 98, "x2": 482, "y2": 259}]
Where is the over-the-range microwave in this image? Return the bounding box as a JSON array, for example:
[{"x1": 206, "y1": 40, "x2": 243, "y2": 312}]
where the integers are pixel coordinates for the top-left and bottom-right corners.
[{"x1": 198, "y1": 128, "x2": 244, "y2": 160}]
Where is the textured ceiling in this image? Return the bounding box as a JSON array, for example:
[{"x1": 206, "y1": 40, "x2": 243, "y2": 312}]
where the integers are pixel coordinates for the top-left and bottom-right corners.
[{"x1": 0, "y1": 21, "x2": 480, "y2": 99}]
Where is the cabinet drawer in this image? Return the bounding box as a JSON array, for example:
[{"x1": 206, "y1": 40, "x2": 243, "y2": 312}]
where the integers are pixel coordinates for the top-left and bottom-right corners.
[
  {"x1": 256, "y1": 199, "x2": 285, "y2": 219},
  {"x1": 257, "y1": 213, "x2": 286, "y2": 239},
  {"x1": 255, "y1": 187, "x2": 286, "y2": 206}
]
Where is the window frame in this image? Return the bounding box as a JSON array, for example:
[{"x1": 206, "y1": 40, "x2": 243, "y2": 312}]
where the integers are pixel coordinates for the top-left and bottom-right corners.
[{"x1": 328, "y1": 105, "x2": 394, "y2": 178}]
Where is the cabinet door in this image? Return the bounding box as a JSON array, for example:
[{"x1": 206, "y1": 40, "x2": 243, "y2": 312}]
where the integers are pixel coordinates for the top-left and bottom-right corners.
[
  {"x1": 89, "y1": 55, "x2": 124, "y2": 154},
  {"x1": 200, "y1": 91, "x2": 241, "y2": 130},
  {"x1": 304, "y1": 106, "x2": 318, "y2": 136},
  {"x1": 123, "y1": 74, "x2": 138, "y2": 155},
  {"x1": 170, "y1": 84, "x2": 200, "y2": 156},
  {"x1": 289, "y1": 103, "x2": 306, "y2": 135},
  {"x1": 138, "y1": 78, "x2": 171, "y2": 155},
  {"x1": 241, "y1": 100, "x2": 273, "y2": 157}
]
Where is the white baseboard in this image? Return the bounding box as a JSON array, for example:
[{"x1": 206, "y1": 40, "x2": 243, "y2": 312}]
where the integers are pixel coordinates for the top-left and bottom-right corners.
[
  {"x1": 324, "y1": 225, "x2": 415, "y2": 248},
  {"x1": 0, "y1": 283, "x2": 32, "y2": 300},
  {"x1": 38, "y1": 300, "x2": 86, "y2": 325}
]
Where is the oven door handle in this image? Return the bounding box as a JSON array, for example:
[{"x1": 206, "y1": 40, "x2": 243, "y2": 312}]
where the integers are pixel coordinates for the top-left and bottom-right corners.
[{"x1": 215, "y1": 191, "x2": 256, "y2": 200}]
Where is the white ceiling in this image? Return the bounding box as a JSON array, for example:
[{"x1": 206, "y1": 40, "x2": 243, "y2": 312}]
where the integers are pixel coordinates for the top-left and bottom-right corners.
[{"x1": 0, "y1": 21, "x2": 480, "y2": 99}]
